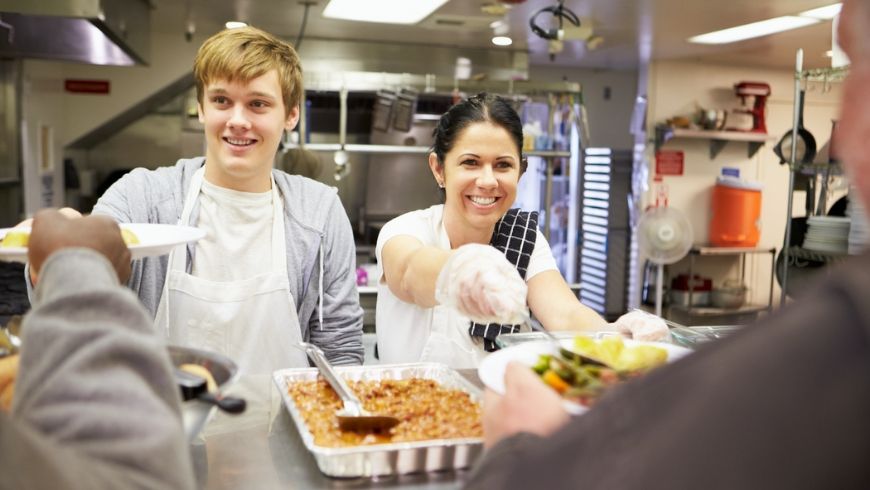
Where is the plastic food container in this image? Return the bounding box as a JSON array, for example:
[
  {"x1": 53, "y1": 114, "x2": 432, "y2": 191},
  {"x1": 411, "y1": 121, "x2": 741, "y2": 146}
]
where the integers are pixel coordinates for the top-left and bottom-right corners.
[
  {"x1": 710, "y1": 176, "x2": 763, "y2": 247},
  {"x1": 670, "y1": 274, "x2": 712, "y2": 307},
  {"x1": 711, "y1": 286, "x2": 747, "y2": 309}
]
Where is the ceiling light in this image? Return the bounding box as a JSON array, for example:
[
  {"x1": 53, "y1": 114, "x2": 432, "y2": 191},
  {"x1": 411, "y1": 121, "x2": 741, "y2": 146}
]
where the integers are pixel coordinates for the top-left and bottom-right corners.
[
  {"x1": 323, "y1": 0, "x2": 449, "y2": 25},
  {"x1": 799, "y1": 3, "x2": 842, "y2": 20},
  {"x1": 688, "y1": 16, "x2": 819, "y2": 44},
  {"x1": 492, "y1": 36, "x2": 512, "y2": 46},
  {"x1": 225, "y1": 21, "x2": 248, "y2": 29}
]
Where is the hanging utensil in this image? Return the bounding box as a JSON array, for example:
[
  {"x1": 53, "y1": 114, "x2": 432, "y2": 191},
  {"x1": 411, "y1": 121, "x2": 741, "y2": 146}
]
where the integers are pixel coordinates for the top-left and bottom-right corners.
[
  {"x1": 773, "y1": 89, "x2": 817, "y2": 165},
  {"x1": 298, "y1": 342, "x2": 399, "y2": 432},
  {"x1": 333, "y1": 86, "x2": 351, "y2": 181}
]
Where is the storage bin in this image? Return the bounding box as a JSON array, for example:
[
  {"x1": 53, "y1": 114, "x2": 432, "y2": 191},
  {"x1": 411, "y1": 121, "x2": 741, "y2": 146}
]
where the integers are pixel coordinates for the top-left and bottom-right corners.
[{"x1": 709, "y1": 176, "x2": 763, "y2": 247}]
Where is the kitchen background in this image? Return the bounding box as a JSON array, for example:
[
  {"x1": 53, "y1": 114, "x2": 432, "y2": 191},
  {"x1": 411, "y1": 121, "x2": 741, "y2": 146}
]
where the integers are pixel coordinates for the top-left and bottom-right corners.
[{"x1": 0, "y1": 0, "x2": 852, "y2": 326}]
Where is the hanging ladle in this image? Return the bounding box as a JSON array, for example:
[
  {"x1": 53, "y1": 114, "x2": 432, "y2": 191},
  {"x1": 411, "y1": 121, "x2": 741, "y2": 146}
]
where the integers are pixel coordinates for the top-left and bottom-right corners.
[{"x1": 298, "y1": 341, "x2": 399, "y2": 432}]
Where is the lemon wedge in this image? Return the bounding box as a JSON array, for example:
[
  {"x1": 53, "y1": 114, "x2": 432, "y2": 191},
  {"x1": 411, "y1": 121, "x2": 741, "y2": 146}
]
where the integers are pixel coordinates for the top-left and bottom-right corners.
[
  {"x1": 0, "y1": 230, "x2": 29, "y2": 248},
  {"x1": 120, "y1": 228, "x2": 140, "y2": 246}
]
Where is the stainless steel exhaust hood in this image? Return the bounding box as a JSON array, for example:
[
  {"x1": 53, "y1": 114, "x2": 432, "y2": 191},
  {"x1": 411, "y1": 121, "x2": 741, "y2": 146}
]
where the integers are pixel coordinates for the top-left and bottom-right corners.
[{"x1": 0, "y1": 0, "x2": 150, "y2": 66}]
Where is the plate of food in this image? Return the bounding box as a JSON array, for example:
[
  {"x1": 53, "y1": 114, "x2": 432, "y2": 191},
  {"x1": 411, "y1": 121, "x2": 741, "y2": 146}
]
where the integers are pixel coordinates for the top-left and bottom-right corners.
[
  {"x1": 0, "y1": 223, "x2": 206, "y2": 263},
  {"x1": 479, "y1": 336, "x2": 692, "y2": 415}
]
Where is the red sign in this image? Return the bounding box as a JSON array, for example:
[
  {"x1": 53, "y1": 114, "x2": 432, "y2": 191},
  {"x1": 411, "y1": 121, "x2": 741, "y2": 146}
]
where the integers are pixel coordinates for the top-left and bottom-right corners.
[
  {"x1": 64, "y1": 79, "x2": 110, "y2": 94},
  {"x1": 655, "y1": 150, "x2": 684, "y2": 176}
]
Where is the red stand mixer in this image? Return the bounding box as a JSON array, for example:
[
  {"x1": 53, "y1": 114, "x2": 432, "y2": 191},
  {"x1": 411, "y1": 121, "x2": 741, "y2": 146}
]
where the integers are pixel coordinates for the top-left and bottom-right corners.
[{"x1": 733, "y1": 81, "x2": 771, "y2": 133}]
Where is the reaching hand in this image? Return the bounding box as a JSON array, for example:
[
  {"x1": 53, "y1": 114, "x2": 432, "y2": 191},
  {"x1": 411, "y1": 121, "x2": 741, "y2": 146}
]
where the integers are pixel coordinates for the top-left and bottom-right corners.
[
  {"x1": 0, "y1": 354, "x2": 18, "y2": 412},
  {"x1": 435, "y1": 244, "x2": 528, "y2": 325},
  {"x1": 483, "y1": 361, "x2": 570, "y2": 449},
  {"x1": 611, "y1": 310, "x2": 670, "y2": 342},
  {"x1": 28, "y1": 209, "x2": 131, "y2": 284}
]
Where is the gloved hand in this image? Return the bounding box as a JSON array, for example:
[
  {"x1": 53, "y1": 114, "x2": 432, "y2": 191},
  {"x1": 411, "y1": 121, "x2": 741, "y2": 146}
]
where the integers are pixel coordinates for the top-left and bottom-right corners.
[
  {"x1": 435, "y1": 244, "x2": 528, "y2": 325},
  {"x1": 611, "y1": 310, "x2": 670, "y2": 342}
]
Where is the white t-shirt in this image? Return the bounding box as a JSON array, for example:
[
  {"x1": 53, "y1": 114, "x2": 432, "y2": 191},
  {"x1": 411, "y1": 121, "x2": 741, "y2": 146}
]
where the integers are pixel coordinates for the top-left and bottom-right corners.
[
  {"x1": 191, "y1": 178, "x2": 273, "y2": 281},
  {"x1": 374, "y1": 205, "x2": 558, "y2": 364}
]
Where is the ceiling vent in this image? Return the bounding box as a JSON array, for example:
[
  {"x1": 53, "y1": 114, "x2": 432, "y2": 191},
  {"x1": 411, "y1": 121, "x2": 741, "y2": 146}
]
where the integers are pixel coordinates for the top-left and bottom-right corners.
[
  {"x1": 0, "y1": 0, "x2": 150, "y2": 65},
  {"x1": 420, "y1": 13, "x2": 501, "y2": 31}
]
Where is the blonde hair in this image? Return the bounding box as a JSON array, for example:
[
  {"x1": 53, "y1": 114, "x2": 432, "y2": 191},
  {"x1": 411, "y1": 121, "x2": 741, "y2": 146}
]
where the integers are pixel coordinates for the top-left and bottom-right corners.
[{"x1": 193, "y1": 26, "x2": 303, "y2": 115}]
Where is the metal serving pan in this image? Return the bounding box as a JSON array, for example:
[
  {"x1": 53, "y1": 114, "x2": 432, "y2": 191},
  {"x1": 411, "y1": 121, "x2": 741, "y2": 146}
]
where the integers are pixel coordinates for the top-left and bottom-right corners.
[{"x1": 272, "y1": 363, "x2": 483, "y2": 478}]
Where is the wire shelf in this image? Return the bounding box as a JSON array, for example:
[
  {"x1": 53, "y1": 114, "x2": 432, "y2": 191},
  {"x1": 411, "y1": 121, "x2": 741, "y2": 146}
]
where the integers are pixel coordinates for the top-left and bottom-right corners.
[
  {"x1": 798, "y1": 66, "x2": 849, "y2": 83},
  {"x1": 787, "y1": 245, "x2": 848, "y2": 263}
]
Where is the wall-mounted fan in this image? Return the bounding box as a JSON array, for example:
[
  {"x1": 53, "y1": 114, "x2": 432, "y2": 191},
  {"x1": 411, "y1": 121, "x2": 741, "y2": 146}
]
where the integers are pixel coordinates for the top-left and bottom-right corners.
[{"x1": 637, "y1": 206, "x2": 693, "y2": 316}]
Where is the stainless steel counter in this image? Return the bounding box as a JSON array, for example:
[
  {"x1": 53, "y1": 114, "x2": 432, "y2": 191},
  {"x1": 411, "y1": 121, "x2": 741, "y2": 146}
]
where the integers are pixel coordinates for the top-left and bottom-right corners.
[{"x1": 197, "y1": 370, "x2": 481, "y2": 489}]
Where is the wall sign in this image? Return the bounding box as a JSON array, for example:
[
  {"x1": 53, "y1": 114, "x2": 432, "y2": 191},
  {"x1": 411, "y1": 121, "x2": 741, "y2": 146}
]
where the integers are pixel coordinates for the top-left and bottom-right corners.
[
  {"x1": 64, "y1": 79, "x2": 110, "y2": 94},
  {"x1": 655, "y1": 150, "x2": 684, "y2": 176}
]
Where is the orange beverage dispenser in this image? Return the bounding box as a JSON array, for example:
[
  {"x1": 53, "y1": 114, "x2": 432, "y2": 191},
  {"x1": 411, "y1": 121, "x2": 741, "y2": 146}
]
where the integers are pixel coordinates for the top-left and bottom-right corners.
[{"x1": 709, "y1": 176, "x2": 763, "y2": 247}]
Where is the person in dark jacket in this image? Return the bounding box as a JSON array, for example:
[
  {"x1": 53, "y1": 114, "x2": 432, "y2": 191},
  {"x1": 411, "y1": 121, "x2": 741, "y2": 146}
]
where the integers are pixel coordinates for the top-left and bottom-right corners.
[
  {"x1": 467, "y1": 2, "x2": 870, "y2": 489},
  {"x1": 0, "y1": 210, "x2": 195, "y2": 490}
]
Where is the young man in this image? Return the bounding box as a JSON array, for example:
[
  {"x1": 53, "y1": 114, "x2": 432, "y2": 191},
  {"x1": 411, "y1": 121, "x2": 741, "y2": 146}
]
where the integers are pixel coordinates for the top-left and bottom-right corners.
[
  {"x1": 466, "y1": 3, "x2": 870, "y2": 488},
  {"x1": 2, "y1": 210, "x2": 195, "y2": 489},
  {"x1": 91, "y1": 26, "x2": 364, "y2": 433}
]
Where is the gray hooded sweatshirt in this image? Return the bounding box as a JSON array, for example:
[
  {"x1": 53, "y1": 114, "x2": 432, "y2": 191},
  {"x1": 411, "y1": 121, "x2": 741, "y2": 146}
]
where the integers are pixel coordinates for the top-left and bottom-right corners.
[{"x1": 91, "y1": 157, "x2": 364, "y2": 365}]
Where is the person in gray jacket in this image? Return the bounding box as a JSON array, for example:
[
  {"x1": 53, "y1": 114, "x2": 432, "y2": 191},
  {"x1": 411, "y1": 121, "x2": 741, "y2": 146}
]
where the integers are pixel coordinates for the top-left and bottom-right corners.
[
  {"x1": 79, "y1": 26, "x2": 363, "y2": 435},
  {"x1": 1, "y1": 209, "x2": 195, "y2": 489},
  {"x1": 466, "y1": 2, "x2": 870, "y2": 488}
]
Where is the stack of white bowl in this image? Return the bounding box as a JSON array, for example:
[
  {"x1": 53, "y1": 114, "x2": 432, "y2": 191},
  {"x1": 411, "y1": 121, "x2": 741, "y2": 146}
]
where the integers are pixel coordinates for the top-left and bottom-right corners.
[
  {"x1": 803, "y1": 216, "x2": 851, "y2": 254},
  {"x1": 848, "y1": 191, "x2": 870, "y2": 255}
]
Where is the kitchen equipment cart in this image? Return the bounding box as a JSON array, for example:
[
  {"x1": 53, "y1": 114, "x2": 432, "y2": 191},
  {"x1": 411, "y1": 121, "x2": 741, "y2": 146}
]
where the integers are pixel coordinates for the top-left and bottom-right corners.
[{"x1": 667, "y1": 245, "x2": 775, "y2": 326}]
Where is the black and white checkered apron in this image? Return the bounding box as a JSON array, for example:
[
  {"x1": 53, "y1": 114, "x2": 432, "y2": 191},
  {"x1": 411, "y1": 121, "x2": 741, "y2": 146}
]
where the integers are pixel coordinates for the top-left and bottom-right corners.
[{"x1": 468, "y1": 208, "x2": 538, "y2": 352}]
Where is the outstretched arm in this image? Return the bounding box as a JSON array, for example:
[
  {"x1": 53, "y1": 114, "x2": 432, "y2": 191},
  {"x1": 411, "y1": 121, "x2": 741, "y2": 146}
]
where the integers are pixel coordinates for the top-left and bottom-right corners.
[{"x1": 5, "y1": 211, "x2": 194, "y2": 490}]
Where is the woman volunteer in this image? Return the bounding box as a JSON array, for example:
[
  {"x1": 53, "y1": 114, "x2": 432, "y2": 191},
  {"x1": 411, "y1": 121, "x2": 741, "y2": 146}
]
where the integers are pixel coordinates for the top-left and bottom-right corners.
[{"x1": 375, "y1": 93, "x2": 667, "y2": 368}]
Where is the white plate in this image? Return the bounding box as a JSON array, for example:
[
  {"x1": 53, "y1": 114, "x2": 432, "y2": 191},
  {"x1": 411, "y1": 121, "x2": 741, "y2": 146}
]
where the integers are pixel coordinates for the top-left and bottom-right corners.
[
  {"x1": 0, "y1": 223, "x2": 206, "y2": 263},
  {"x1": 478, "y1": 339, "x2": 692, "y2": 415}
]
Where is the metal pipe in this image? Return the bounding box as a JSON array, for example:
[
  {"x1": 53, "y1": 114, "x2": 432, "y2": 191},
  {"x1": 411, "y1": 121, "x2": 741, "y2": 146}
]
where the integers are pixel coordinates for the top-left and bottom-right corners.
[
  {"x1": 781, "y1": 49, "x2": 803, "y2": 305},
  {"x1": 285, "y1": 143, "x2": 570, "y2": 158}
]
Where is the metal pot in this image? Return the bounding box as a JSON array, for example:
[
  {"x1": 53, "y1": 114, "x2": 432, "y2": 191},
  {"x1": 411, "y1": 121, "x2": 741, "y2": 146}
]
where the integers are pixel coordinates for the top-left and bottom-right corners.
[{"x1": 698, "y1": 109, "x2": 728, "y2": 130}]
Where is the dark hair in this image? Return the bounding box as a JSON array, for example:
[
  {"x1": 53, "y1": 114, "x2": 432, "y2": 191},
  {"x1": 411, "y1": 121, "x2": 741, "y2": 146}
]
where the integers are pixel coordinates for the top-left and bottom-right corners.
[{"x1": 431, "y1": 92, "x2": 527, "y2": 173}]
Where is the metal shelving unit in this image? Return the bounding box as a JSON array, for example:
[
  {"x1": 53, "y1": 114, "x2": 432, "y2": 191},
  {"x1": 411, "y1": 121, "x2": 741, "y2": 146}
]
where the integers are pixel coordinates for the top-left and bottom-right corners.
[
  {"x1": 780, "y1": 50, "x2": 849, "y2": 305},
  {"x1": 672, "y1": 245, "x2": 776, "y2": 320}
]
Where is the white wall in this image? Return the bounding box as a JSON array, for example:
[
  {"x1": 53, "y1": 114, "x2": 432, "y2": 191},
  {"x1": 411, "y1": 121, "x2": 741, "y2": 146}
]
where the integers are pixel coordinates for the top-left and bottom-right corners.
[
  {"x1": 19, "y1": 30, "x2": 204, "y2": 214},
  {"x1": 646, "y1": 59, "x2": 844, "y2": 308},
  {"x1": 20, "y1": 62, "x2": 66, "y2": 215}
]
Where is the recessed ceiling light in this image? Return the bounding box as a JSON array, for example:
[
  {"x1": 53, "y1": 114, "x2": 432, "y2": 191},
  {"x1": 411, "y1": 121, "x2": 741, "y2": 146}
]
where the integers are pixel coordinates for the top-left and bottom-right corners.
[
  {"x1": 323, "y1": 0, "x2": 449, "y2": 24},
  {"x1": 492, "y1": 36, "x2": 512, "y2": 46},
  {"x1": 800, "y1": 3, "x2": 842, "y2": 20},
  {"x1": 225, "y1": 21, "x2": 248, "y2": 29},
  {"x1": 689, "y1": 16, "x2": 819, "y2": 44}
]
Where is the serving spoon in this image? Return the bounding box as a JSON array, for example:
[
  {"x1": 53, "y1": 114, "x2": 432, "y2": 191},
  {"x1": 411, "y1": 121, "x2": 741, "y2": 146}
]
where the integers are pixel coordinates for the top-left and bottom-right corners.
[
  {"x1": 517, "y1": 311, "x2": 615, "y2": 368},
  {"x1": 298, "y1": 341, "x2": 399, "y2": 432}
]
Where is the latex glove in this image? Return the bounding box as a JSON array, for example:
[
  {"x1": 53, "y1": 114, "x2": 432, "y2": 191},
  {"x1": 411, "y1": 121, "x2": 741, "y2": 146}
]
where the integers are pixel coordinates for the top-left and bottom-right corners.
[
  {"x1": 611, "y1": 310, "x2": 670, "y2": 342},
  {"x1": 435, "y1": 243, "x2": 528, "y2": 325}
]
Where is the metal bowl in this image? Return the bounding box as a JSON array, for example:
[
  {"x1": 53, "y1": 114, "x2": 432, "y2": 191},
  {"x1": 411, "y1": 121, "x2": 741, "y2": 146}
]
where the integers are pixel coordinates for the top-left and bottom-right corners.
[{"x1": 167, "y1": 345, "x2": 239, "y2": 442}]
